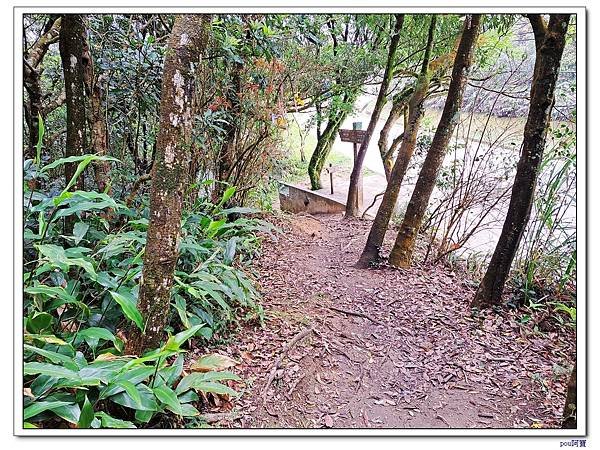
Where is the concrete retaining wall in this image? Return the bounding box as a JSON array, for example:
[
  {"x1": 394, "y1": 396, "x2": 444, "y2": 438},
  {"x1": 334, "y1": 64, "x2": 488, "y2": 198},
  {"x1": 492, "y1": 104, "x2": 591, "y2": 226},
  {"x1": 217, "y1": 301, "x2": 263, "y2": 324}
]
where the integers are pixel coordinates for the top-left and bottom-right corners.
[{"x1": 279, "y1": 182, "x2": 346, "y2": 214}]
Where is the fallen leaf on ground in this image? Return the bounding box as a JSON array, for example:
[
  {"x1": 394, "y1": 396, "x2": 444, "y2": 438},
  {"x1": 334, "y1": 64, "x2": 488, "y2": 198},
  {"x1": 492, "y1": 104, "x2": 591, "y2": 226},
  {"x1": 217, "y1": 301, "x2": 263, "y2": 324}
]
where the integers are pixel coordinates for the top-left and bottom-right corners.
[{"x1": 191, "y1": 353, "x2": 240, "y2": 372}]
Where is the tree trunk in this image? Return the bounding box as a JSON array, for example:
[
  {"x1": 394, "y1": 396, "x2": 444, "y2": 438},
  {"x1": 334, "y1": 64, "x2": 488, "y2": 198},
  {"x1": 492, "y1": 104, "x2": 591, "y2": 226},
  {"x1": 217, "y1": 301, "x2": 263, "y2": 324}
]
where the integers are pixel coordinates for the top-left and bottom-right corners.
[
  {"x1": 82, "y1": 25, "x2": 111, "y2": 193},
  {"x1": 24, "y1": 16, "x2": 62, "y2": 159},
  {"x1": 562, "y1": 363, "x2": 577, "y2": 429},
  {"x1": 89, "y1": 82, "x2": 111, "y2": 193},
  {"x1": 308, "y1": 108, "x2": 349, "y2": 190},
  {"x1": 389, "y1": 15, "x2": 481, "y2": 268},
  {"x1": 59, "y1": 14, "x2": 87, "y2": 233},
  {"x1": 345, "y1": 14, "x2": 404, "y2": 217},
  {"x1": 355, "y1": 89, "x2": 427, "y2": 266},
  {"x1": 471, "y1": 14, "x2": 570, "y2": 307},
  {"x1": 126, "y1": 15, "x2": 209, "y2": 355},
  {"x1": 378, "y1": 85, "x2": 414, "y2": 181},
  {"x1": 24, "y1": 71, "x2": 44, "y2": 160},
  {"x1": 356, "y1": 16, "x2": 436, "y2": 267},
  {"x1": 378, "y1": 103, "x2": 402, "y2": 181}
]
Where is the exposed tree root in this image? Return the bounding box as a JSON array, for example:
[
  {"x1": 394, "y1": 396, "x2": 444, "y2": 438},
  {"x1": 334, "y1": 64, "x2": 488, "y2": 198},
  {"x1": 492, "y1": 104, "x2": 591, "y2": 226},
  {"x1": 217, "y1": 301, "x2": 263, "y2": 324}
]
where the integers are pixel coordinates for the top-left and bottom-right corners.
[
  {"x1": 262, "y1": 326, "x2": 315, "y2": 403},
  {"x1": 328, "y1": 305, "x2": 384, "y2": 326}
]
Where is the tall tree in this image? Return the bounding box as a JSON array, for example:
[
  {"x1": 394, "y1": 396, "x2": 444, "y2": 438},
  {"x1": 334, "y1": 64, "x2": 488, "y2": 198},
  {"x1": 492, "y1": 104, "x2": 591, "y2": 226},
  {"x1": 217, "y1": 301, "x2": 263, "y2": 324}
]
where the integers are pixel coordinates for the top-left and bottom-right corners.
[
  {"x1": 213, "y1": 58, "x2": 243, "y2": 202},
  {"x1": 306, "y1": 14, "x2": 371, "y2": 191},
  {"x1": 375, "y1": 15, "x2": 463, "y2": 183},
  {"x1": 345, "y1": 14, "x2": 404, "y2": 216},
  {"x1": 308, "y1": 90, "x2": 356, "y2": 190},
  {"x1": 388, "y1": 14, "x2": 481, "y2": 268},
  {"x1": 471, "y1": 14, "x2": 570, "y2": 307},
  {"x1": 59, "y1": 14, "x2": 87, "y2": 214},
  {"x1": 126, "y1": 15, "x2": 209, "y2": 354},
  {"x1": 356, "y1": 15, "x2": 437, "y2": 267}
]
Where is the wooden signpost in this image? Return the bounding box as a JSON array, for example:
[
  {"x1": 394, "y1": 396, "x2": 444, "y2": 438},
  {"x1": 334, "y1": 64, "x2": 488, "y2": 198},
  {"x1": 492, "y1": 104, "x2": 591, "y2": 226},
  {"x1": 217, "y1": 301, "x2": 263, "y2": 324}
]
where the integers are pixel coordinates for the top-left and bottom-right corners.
[
  {"x1": 338, "y1": 129, "x2": 367, "y2": 144},
  {"x1": 338, "y1": 122, "x2": 365, "y2": 210}
]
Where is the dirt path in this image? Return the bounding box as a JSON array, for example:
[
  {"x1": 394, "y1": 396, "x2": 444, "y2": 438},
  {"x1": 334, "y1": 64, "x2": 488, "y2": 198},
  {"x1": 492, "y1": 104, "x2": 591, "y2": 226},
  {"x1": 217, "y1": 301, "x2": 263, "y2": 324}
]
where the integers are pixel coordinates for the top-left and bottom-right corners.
[{"x1": 205, "y1": 213, "x2": 574, "y2": 429}]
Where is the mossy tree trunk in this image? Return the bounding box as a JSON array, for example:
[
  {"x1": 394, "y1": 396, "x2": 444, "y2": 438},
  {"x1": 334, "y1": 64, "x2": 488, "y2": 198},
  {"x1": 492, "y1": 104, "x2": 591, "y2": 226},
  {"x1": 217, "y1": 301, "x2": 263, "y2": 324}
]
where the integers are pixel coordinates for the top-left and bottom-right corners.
[
  {"x1": 126, "y1": 15, "x2": 209, "y2": 355},
  {"x1": 308, "y1": 107, "x2": 349, "y2": 190},
  {"x1": 356, "y1": 15, "x2": 436, "y2": 267},
  {"x1": 388, "y1": 15, "x2": 481, "y2": 268},
  {"x1": 471, "y1": 14, "x2": 570, "y2": 308},
  {"x1": 377, "y1": 88, "x2": 412, "y2": 181},
  {"x1": 378, "y1": 102, "x2": 402, "y2": 181},
  {"x1": 345, "y1": 14, "x2": 404, "y2": 217}
]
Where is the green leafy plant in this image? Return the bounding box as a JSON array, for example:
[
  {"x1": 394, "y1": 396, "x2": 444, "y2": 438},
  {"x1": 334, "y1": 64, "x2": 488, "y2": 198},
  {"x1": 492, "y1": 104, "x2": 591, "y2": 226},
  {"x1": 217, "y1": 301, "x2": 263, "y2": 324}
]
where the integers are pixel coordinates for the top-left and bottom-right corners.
[
  {"x1": 23, "y1": 153, "x2": 269, "y2": 428},
  {"x1": 24, "y1": 325, "x2": 241, "y2": 428}
]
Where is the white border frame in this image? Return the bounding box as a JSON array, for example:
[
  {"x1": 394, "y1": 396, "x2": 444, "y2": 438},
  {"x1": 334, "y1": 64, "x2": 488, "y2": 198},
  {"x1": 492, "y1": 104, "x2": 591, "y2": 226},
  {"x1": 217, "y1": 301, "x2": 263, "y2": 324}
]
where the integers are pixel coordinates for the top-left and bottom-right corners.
[{"x1": 13, "y1": 4, "x2": 587, "y2": 437}]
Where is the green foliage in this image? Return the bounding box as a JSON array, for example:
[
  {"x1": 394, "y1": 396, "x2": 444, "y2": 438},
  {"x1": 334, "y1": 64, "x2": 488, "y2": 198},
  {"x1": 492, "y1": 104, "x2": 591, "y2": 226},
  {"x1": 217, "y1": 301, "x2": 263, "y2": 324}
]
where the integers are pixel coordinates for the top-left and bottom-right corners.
[
  {"x1": 23, "y1": 326, "x2": 239, "y2": 428},
  {"x1": 35, "y1": 113, "x2": 45, "y2": 166},
  {"x1": 23, "y1": 152, "x2": 271, "y2": 428},
  {"x1": 87, "y1": 14, "x2": 167, "y2": 186},
  {"x1": 189, "y1": 15, "x2": 300, "y2": 206},
  {"x1": 170, "y1": 187, "x2": 276, "y2": 338}
]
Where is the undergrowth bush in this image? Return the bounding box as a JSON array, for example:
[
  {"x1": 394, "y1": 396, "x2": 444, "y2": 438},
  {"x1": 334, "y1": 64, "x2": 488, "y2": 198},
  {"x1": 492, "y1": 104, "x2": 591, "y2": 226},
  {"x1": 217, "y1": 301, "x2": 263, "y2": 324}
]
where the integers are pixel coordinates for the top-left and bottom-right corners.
[{"x1": 23, "y1": 146, "x2": 274, "y2": 428}]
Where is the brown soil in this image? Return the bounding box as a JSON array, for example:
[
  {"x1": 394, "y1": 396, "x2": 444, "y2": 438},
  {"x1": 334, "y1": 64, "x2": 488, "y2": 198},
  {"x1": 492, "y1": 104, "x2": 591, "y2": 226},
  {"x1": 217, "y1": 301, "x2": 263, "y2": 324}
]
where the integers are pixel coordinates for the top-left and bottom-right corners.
[{"x1": 205, "y1": 213, "x2": 574, "y2": 429}]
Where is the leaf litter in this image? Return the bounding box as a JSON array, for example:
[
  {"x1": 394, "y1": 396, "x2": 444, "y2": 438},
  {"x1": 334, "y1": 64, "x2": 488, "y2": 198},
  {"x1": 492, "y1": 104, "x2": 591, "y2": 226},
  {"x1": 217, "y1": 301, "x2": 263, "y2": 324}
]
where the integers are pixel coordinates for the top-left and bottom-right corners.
[{"x1": 190, "y1": 213, "x2": 574, "y2": 429}]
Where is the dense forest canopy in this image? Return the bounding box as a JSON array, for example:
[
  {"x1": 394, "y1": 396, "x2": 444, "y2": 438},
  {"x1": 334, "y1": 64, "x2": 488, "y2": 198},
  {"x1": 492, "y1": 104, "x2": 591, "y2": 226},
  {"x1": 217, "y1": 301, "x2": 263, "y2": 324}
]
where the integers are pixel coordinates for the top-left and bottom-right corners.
[{"x1": 21, "y1": 12, "x2": 578, "y2": 432}]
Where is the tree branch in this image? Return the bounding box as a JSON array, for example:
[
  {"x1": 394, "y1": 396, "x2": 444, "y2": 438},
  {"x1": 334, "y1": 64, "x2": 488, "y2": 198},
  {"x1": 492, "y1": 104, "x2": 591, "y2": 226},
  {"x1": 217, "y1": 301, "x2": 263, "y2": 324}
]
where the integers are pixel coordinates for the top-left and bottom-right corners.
[
  {"x1": 41, "y1": 91, "x2": 66, "y2": 116},
  {"x1": 25, "y1": 17, "x2": 62, "y2": 70}
]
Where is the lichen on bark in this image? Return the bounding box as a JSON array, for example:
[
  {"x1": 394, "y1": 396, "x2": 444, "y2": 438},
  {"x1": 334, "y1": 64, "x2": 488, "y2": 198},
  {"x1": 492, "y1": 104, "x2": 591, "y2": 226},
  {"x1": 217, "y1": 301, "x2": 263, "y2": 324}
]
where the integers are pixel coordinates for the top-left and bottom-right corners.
[{"x1": 126, "y1": 15, "x2": 210, "y2": 355}]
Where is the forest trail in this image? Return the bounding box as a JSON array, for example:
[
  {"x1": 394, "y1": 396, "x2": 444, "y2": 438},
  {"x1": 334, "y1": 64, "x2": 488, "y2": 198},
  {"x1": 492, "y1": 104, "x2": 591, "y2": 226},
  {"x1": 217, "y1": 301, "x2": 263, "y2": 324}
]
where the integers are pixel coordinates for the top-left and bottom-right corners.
[{"x1": 205, "y1": 213, "x2": 573, "y2": 429}]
